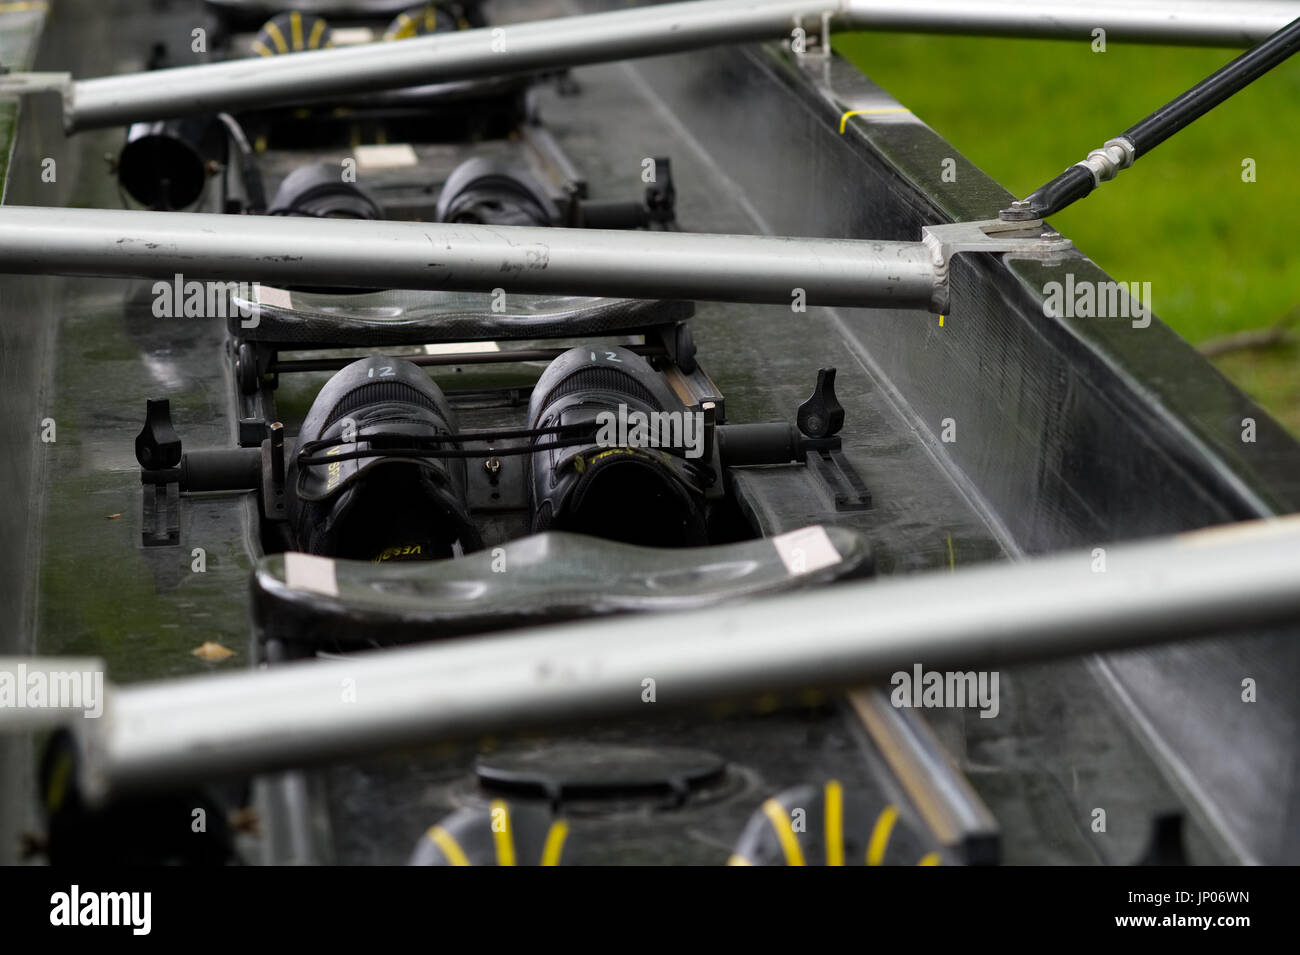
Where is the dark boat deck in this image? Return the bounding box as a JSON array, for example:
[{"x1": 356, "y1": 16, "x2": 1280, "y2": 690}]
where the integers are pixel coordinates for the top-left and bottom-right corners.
[{"x1": 2, "y1": 0, "x2": 1296, "y2": 864}]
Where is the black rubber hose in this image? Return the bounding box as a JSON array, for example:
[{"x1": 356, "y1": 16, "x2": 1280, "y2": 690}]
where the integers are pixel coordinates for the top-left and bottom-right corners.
[
  {"x1": 716, "y1": 423, "x2": 801, "y2": 466},
  {"x1": 578, "y1": 199, "x2": 650, "y2": 230},
  {"x1": 715, "y1": 424, "x2": 839, "y2": 466},
  {"x1": 180, "y1": 448, "x2": 262, "y2": 492}
]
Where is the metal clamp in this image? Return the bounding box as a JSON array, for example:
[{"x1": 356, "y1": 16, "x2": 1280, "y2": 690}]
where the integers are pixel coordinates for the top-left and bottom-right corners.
[
  {"x1": 790, "y1": 8, "x2": 834, "y2": 58},
  {"x1": 921, "y1": 218, "x2": 1073, "y2": 312},
  {"x1": 0, "y1": 71, "x2": 71, "y2": 95},
  {"x1": 1075, "y1": 136, "x2": 1136, "y2": 187},
  {"x1": 0, "y1": 72, "x2": 74, "y2": 132}
]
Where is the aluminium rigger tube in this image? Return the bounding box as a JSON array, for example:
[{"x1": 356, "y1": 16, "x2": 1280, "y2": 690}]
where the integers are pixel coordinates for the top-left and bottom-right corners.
[
  {"x1": 57, "y1": 0, "x2": 1300, "y2": 131},
  {"x1": 74, "y1": 515, "x2": 1300, "y2": 800},
  {"x1": 0, "y1": 205, "x2": 942, "y2": 309}
]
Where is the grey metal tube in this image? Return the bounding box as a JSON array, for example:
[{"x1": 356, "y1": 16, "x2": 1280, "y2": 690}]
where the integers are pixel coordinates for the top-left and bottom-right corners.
[
  {"x1": 66, "y1": 0, "x2": 852, "y2": 131},
  {"x1": 78, "y1": 516, "x2": 1300, "y2": 800},
  {"x1": 0, "y1": 205, "x2": 940, "y2": 308},
  {"x1": 62, "y1": 0, "x2": 1300, "y2": 131},
  {"x1": 847, "y1": 0, "x2": 1300, "y2": 45}
]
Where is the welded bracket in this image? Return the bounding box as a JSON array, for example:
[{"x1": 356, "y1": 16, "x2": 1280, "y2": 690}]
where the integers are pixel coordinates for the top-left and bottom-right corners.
[
  {"x1": 0, "y1": 70, "x2": 71, "y2": 95},
  {"x1": 921, "y1": 218, "x2": 1073, "y2": 313},
  {"x1": 789, "y1": 9, "x2": 833, "y2": 59},
  {"x1": 0, "y1": 71, "x2": 73, "y2": 131}
]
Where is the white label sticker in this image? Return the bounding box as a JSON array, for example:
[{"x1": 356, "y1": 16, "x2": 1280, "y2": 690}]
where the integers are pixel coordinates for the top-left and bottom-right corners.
[
  {"x1": 284, "y1": 552, "x2": 339, "y2": 597},
  {"x1": 772, "y1": 526, "x2": 841, "y2": 576},
  {"x1": 423, "y1": 341, "x2": 501, "y2": 355},
  {"x1": 330, "y1": 27, "x2": 376, "y2": 46},
  {"x1": 355, "y1": 144, "x2": 419, "y2": 169},
  {"x1": 256, "y1": 285, "x2": 293, "y2": 310}
]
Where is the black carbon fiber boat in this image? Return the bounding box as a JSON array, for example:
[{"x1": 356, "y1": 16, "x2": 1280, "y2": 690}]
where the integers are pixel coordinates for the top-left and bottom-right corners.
[{"x1": 1, "y1": 0, "x2": 1299, "y2": 870}]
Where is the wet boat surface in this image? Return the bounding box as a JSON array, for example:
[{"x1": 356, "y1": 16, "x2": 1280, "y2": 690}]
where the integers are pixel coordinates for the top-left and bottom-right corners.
[{"x1": 1, "y1": 0, "x2": 1296, "y2": 864}]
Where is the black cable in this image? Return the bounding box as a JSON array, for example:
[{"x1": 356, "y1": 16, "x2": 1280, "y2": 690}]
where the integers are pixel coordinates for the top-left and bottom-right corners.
[
  {"x1": 295, "y1": 421, "x2": 714, "y2": 478},
  {"x1": 295, "y1": 420, "x2": 598, "y2": 460},
  {"x1": 296, "y1": 435, "x2": 599, "y2": 465},
  {"x1": 215, "y1": 112, "x2": 267, "y2": 213}
]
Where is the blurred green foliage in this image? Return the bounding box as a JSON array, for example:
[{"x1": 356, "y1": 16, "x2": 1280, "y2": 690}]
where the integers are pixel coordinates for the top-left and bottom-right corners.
[{"x1": 834, "y1": 32, "x2": 1300, "y2": 434}]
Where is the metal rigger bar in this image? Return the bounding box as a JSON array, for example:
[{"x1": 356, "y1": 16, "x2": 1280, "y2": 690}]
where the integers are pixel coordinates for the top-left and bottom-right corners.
[
  {"x1": 58, "y1": 515, "x2": 1300, "y2": 801},
  {"x1": 0, "y1": 205, "x2": 1043, "y2": 312},
  {"x1": 4, "y1": 1, "x2": 1299, "y2": 132}
]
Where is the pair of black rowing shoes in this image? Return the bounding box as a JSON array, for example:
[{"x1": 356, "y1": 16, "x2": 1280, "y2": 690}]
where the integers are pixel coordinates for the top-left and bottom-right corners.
[{"x1": 287, "y1": 346, "x2": 713, "y2": 562}]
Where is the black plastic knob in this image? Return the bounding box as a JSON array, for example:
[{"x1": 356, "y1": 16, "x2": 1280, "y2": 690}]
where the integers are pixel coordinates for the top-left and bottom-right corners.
[
  {"x1": 797, "y1": 368, "x2": 844, "y2": 439},
  {"x1": 135, "y1": 398, "x2": 181, "y2": 469}
]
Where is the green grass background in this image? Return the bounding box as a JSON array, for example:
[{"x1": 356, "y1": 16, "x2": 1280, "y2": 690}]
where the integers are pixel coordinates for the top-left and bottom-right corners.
[{"x1": 834, "y1": 32, "x2": 1300, "y2": 434}]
